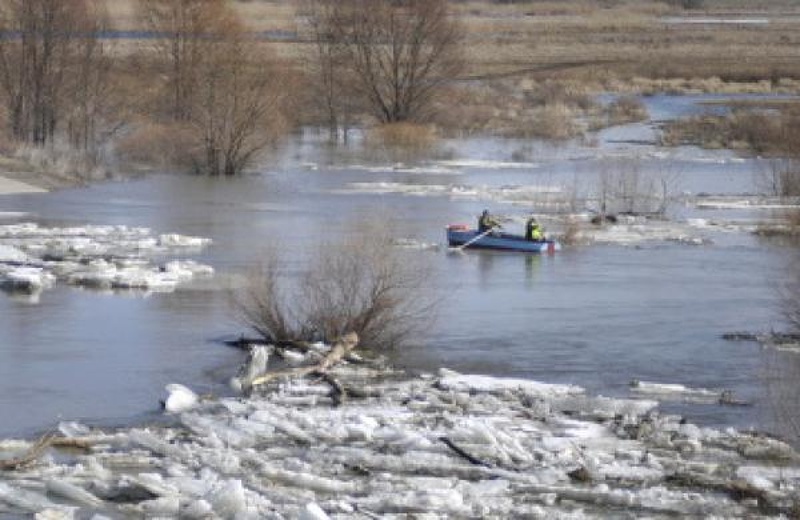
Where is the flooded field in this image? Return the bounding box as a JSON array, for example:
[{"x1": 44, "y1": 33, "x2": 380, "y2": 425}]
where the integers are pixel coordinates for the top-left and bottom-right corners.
[{"x1": 0, "y1": 95, "x2": 795, "y2": 439}]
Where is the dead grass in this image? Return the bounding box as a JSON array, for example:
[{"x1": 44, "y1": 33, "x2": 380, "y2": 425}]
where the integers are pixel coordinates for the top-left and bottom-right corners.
[
  {"x1": 661, "y1": 105, "x2": 800, "y2": 157},
  {"x1": 606, "y1": 96, "x2": 649, "y2": 125},
  {"x1": 114, "y1": 121, "x2": 198, "y2": 171},
  {"x1": 99, "y1": 1, "x2": 800, "y2": 92},
  {"x1": 365, "y1": 123, "x2": 439, "y2": 151}
]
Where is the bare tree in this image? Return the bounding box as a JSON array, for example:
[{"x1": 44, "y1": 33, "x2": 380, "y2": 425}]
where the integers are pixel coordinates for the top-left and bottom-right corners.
[
  {"x1": 138, "y1": 0, "x2": 229, "y2": 121},
  {"x1": 307, "y1": 0, "x2": 463, "y2": 125},
  {"x1": 237, "y1": 223, "x2": 438, "y2": 350},
  {"x1": 301, "y1": 0, "x2": 350, "y2": 141},
  {"x1": 593, "y1": 158, "x2": 677, "y2": 218},
  {"x1": 758, "y1": 159, "x2": 800, "y2": 198},
  {"x1": 190, "y1": 23, "x2": 290, "y2": 176},
  {"x1": 0, "y1": 0, "x2": 107, "y2": 146},
  {"x1": 137, "y1": 0, "x2": 291, "y2": 175},
  {"x1": 65, "y1": 1, "x2": 113, "y2": 155}
]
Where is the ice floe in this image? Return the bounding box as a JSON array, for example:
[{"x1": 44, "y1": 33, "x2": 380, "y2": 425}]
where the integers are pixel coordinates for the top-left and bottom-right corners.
[
  {"x1": 337, "y1": 181, "x2": 569, "y2": 209},
  {"x1": 1, "y1": 357, "x2": 798, "y2": 518},
  {"x1": 436, "y1": 159, "x2": 540, "y2": 170},
  {"x1": 162, "y1": 384, "x2": 200, "y2": 414},
  {"x1": 629, "y1": 380, "x2": 738, "y2": 405},
  {"x1": 0, "y1": 222, "x2": 213, "y2": 297}
]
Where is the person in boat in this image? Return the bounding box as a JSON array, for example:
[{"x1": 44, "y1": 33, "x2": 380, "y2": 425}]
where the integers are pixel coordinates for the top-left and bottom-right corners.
[
  {"x1": 478, "y1": 210, "x2": 502, "y2": 233},
  {"x1": 526, "y1": 216, "x2": 544, "y2": 241}
]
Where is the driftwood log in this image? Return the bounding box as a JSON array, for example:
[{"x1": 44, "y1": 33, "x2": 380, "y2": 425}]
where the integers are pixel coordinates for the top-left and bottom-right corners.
[
  {"x1": 250, "y1": 332, "x2": 359, "y2": 389},
  {"x1": 0, "y1": 433, "x2": 96, "y2": 471}
]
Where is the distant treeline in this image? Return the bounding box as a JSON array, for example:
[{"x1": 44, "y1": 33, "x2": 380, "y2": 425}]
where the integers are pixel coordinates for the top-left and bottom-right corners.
[{"x1": 0, "y1": 0, "x2": 461, "y2": 177}]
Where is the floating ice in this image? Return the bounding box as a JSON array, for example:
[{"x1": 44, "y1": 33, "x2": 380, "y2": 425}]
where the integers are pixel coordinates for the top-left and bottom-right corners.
[
  {"x1": 299, "y1": 502, "x2": 331, "y2": 520},
  {"x1": 437, "y1": 159, "x2": 540, "y2": 170},
  {"x1": 629, "y1": 379, "x2": 728, "y2": 404},
  {"x1": 0, "y1": 363, "x2": 798, "y2": 517},
  {"x1": 0, "y1": 222, "x2": 213, "y2": 299},
  {"x1": 436, "y1": 368, "x2": 584, "y2": 398},
  {"x1": 0, "y1": 244, "x2": 29, "y2": 263},
  {"x1": 0, "y1": 266, "x2": 55, "y2": 293},
  {"x1": 163, "y1": 384, "x2": 199, "y2": 413}
]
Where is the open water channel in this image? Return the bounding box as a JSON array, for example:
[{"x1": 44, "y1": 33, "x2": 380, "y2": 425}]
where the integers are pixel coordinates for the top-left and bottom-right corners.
[{"x1": 0, "y1": 95, "x2": 796, "y2": 439}]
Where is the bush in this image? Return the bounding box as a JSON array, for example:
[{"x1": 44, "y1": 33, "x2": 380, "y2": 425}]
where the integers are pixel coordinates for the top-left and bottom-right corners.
[
  {"x1": 607, "y1": 96, "x2": 648, "y2": 125},
  {"x1": 759, "y1": 160, "x2": 800, "y2": 198},
  {"x1": 115, "y1": 122, "x2": 198, "y2": 172},
  {"x1": 236, "y1": 223, "x2": 438, "y2": 350},
  {"x1": 366, "y1": 122, "x2": 438, "y2": 151},
  {"x1": 528, "y1": 103, "x2": 581, "y2": 140}
]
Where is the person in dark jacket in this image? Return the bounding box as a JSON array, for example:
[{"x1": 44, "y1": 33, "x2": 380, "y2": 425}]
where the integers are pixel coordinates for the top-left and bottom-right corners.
[{"x1": 478, "y1": 210, "x2": 502, "y2": 232}]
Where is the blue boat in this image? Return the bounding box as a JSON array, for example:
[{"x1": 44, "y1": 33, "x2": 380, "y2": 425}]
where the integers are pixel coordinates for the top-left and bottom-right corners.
[{"x1": 446, "y1": 224, "x2": 561, "y2": 253}]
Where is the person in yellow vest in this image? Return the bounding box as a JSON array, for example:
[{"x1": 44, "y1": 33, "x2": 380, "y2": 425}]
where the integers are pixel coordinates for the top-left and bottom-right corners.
[
  {"x1": 478, "y1": 209, "x2": 502, "y2": 233},
  {"x1": 526, "y1": 216, "x2": 544, "y2": 241}
]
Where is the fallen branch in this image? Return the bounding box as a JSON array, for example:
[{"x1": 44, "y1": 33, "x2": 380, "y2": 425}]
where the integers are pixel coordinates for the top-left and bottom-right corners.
[
  {"x1": 439, "y1": 436, "x2": 493, "y2": 468},
  {"x1": 50, "y1": 437, "x2": 95, "y2": 451},
  {"x1": 0, "y1": 432, "x2": 56, "y2": 470},
  {"x1": 251, "y1": 333, "x2": 359, "y2": 387},
  {"x1": 315, "y1": 372, "x2": 347, "y2": 406}
]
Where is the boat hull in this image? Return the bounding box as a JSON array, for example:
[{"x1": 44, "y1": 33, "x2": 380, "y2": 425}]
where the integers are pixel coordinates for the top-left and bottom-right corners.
[{"x1": 446, "y1": 226, "x2": 561, "y2": 253}]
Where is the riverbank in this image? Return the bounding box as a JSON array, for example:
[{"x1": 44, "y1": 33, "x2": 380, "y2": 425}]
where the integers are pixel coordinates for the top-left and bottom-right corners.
[
  {"x1": 0, "y1": 175, "x2": 46, "y2": 195},
  {"x1": 0, "y1": 167, "x2": 91, "y2": 195},
  {"x1": 0, "y1": 346, "x2": 798, "y2": 518}
]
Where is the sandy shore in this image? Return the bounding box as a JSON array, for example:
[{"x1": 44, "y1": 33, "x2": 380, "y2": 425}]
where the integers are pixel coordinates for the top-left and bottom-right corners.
[{"x1": 0, "y1": 174, "x2": 47, "y2": 195}]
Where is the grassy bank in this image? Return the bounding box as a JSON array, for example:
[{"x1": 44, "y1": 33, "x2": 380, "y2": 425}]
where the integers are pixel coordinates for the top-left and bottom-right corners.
[
  {"x1": 5, "y1": 0, "x2": 800, "y2": 186},
  {"x1": 100, "y1": 0, "x2": 800, "y2": 92}
]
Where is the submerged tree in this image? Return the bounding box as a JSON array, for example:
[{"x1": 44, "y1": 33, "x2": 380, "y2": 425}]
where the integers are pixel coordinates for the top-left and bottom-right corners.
[
  {"x1": 305, "y1": 0, "x2": 463, "y2": 128},
  {"x1": 138, "y1": 0, "x2": 228, "y2": 122},
  {"x1": 237, "y1": 222, "x2": 438, "y2": 350},
  {"x1": 137, "y1": 0, "x2": 291, "y2": 175},
  {"x1": 301, "y1": 0, "x2": 349, "y2": 141},
  {"x1": 0, "y1": 0, "x2": 109, "y2": 147},
  {"x1": 191, "y1": 22, "x2": 289, "y2": 176}
]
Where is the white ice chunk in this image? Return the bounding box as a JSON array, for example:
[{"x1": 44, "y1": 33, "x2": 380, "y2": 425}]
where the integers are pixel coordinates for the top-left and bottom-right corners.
[
  {"x1": 182, "y1": 499, "x2": 214, "y2": 519},
  {"x1": 163, "y1": 384, "x2": 199, "y2": 413},
  {"x1": 230, "y1": 345, "x2": 270, "y2": 394},
  {"x1": 630, "y1": 380, "x2": 723, "y2": 403},
  {"x1": 299, "y1": 503, "x2": 331, "y2": 520},
  {"x1": 45, "y1": 479, "x2": 104, "y2": 508},
  {"x1": 140, "y1": 496, "x2": 180, "y2": 517},
  {"x1": 0, "y1": 482, "x2": 61, "y2": 513},
  {"x1": 0, "y1": 266, "x2": 55, "y2": 292},
  {"x1": 436, "y1": 368, "x2": 584, "y2": 398},
  {"x1": 163, "y1": 260, "x2": 214, "y2": 278},
  {"x1": 208, "y1": 480, "x2": 247, "y2": 517},
  {"x1": 58, "y1": 421, "x2": 91, "y2": 438},
  {"x1": 281, "y1": 349, "x2": 307, "y2": 365},
  {"x1": 157, "y1": 234, "x2": 212, "y2": 248},
  {"x1": 0, "y1": 244, "x2": 30, "y2": 263}
]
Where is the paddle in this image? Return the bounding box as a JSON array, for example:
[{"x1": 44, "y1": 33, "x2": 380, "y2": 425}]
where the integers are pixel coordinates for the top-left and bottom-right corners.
[{"x1": 449, "y1": 226, "x2": 497, "y2": 254}]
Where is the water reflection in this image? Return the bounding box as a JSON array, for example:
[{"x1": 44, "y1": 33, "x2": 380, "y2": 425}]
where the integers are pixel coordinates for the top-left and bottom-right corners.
[
  {"x1": 525, "y1": 254, "x2": 542, "y2": 288},
  {"x1": 764, "y1": 236, "x2": 800, "y2": 447}
]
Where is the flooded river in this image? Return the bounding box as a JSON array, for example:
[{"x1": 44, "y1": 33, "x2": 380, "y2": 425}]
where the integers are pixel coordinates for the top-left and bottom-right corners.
[{"x1": 0, "y1": 95, "x2": 795, "y2": 439}]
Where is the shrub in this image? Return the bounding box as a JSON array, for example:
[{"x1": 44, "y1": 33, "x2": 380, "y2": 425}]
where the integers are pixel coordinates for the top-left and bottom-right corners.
[
  {"x1": 236, "y1": 223, "x2": 438, "y2": 350},
  {"x1": 115, "y1": 122, "x2": 198, "y2": 172},
  {"x1": 759, "y1": 159, "x2": 800, "y2": 198},
  {"x1": 366, "y1": 122, "x2": 438, "y2": 151},
  {"x1": 607, "y1": 96, "x2": 649, "y2": 125},
  {"x1": 528, "y1": 103, "x2": 581, "y2": 140}
]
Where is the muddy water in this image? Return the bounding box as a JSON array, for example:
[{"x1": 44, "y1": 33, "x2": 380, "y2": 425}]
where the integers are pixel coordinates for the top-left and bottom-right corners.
[{"x1": 0, "y1": 95, "x2": 794, "y2": 438}]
